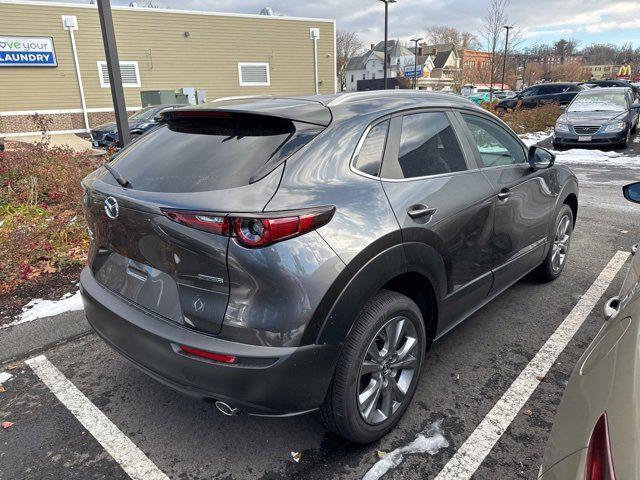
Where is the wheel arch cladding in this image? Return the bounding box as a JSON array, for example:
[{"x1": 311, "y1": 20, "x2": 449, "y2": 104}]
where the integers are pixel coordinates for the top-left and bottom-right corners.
[
  {"x1": 381, "y1": 272, "x2": 438, "y2": 342},
  {"x1": 315, "y1": 243, "x2": 445, "y2": 346},
  {"x1": 563, "y1": 192, "x2": 578, "y2": 227}
]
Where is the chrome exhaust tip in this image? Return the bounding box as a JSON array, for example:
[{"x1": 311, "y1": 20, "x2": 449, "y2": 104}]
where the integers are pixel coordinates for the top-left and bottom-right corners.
[{"x1": 215, "y1": 401, "x2": 241, "y2": 416}]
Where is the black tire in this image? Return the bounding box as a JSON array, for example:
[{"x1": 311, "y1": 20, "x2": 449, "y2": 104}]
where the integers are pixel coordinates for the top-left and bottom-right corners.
[
  {"x1": 620, "y1": 130, "x2": 631, "y2": 149},
  {"x1": 319, "y1": 290, "x2": 426, "y2": 443},
  {"x1": 535, "y1": 204, "x2": 573, "y2": 282}
]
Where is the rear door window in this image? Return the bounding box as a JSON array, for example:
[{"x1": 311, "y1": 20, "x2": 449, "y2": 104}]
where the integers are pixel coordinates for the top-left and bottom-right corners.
[
  {"x1": 381, "y1": 112, "x2": 467, "y2": 179},
  {"x1": 353, "y1": 120, "x2": 389, "y2": 177},
  {"x1": 104, "y1": 112, "x2": 322, "y2": 192}
]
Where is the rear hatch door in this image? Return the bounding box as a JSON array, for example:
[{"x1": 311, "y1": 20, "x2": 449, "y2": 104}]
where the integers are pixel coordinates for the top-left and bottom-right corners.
[{"x1": 83, "y1": 109, "x2": 323, "y2": 334}]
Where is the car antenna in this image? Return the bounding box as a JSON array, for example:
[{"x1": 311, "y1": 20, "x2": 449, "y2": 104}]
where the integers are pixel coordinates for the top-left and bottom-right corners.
[{"x1": 102, "y1": 162, "x2": 132, "y2": 189}]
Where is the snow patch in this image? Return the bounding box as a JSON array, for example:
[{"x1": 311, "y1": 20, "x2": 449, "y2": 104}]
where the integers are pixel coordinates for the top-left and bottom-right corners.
[
  {"x1": 0, "y1": 372, "x2": 13, "y2": 385},
  {"x1": 2, "y1": 290, "x2": 83, "y2": 329},
  {"x1": 362, "y1": 420, "x2": 449, "y2": 480},
  {"x1": 520, "y1": 131, "x2": 552, "y2": 147},
  {"x1": 553, "y1": 148, "x2": 640, "y2": 167}
]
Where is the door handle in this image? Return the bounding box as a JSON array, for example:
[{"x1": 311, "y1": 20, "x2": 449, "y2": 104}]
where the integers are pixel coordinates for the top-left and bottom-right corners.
[
  {"x1": 497, "y1": 189, "x2": 511, "y2": 201},
  {"x1": 407, "y1": 204, "x2": 437, "y2": 219}
]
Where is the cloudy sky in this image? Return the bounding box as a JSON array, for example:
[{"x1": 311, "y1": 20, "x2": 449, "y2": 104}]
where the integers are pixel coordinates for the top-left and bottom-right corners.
[{"x1": 41, "y1": 0, "x2": 640, "y2": 48}]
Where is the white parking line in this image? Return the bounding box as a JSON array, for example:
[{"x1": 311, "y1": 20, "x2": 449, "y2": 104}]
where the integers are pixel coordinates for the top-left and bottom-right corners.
[
  {"x1": 433, "y1": 250, "x2": 630, "y2": 480},
  {"x1": 25, "y1": 355, "x2": 169, "y2": 480}
]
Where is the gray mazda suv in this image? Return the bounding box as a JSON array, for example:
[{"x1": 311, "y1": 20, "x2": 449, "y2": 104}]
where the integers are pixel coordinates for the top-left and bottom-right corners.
[{"x1": 80, "y1": 91, "x2": 579, "y2": 443}]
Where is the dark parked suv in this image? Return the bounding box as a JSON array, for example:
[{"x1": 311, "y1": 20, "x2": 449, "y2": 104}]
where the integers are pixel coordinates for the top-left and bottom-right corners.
[
  {"x1": 496, "y1": 83, "x2": 585, "y2": 114},
  {"x1": 80, "y1": 92, "x2": 579, "y2": 443}
]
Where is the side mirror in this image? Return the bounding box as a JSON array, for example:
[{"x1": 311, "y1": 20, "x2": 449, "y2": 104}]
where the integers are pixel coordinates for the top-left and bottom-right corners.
[
  {"x1": 630, "y1": 101, "x2": 640, "y2": 110},
  {"x1": 623, "y1": 182, "x2": 640, "y2": 203},
  {"x1": 153, "y1": 114, "x2": 163, "y2": 122},
  {"x1": 528, "y1": 145, "x2": 555, "y2": 170}
]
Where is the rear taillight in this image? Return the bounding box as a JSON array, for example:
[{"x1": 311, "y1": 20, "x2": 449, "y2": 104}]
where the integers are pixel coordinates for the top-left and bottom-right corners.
[
  {"x1": 164, "y1": 211, "x2": 229, "y2": 236},
  {"x1": 162, "y1": 206, "x2": 334, "y2": 248},
  {"x1": 585, "y1": 412, "x2": 616, "y2": 480}
]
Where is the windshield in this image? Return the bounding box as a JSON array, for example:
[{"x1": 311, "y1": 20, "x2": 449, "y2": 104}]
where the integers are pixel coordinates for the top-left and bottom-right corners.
[
  {"x1": 568, "y1": 92, "x2": 627, "y2": 112},
  {"x1": 128, "y1": 106, "x2": 159, "y2": 121}
]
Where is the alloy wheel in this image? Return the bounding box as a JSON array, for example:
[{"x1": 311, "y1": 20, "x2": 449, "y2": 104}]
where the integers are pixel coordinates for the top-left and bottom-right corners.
[
  {"x1": 551, "y1": 214, "x2": 571, "y2": 273},
  {"x1": 357, "y1": 316, "x2": 419, "y2": 425}
]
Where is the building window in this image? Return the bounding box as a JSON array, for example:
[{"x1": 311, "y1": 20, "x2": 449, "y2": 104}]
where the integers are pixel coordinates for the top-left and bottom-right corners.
[
  {"x1": 362, "y1": 73, "x2": 366, "y2": 80},
  {"x1": 97, "y1": 61, "x2": 140, "y2": 88},
  {"x1": 237, "y1": 62, "x2": 270, "y2": 86},
  {"x1": 372, "y1": 73, "x2": 376, "y2": 79},
  {"x1": 351, "y1": 74, "x2": 354, "y2": 82}
]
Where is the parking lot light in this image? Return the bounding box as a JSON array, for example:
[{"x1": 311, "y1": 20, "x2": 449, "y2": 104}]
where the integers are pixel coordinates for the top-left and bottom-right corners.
[{"x1": 378, "y1": 0, "x2": 397, "y2": 90}]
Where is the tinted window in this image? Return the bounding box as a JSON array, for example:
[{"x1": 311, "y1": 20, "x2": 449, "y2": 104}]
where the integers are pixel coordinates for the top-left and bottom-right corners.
[
  {"x1": 461, "y1": 114, "x2": 526, "y2": 167},
  {"x1": 383, "y1": 112, "x2": 467, "y2": 179},
  {"x1": 105, "y1": 113, "x2": 321, "y2": 192},
  {"x1": 353, "y1": 120, "x2": 388, "y2": 177},
  {"x1": 522, "y1": 87, "x2": 539, "y2": 97}
]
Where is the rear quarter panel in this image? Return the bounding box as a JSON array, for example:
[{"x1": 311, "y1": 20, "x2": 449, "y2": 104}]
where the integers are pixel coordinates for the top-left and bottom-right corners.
[{"x1": 541, "y1": 251, "x2": 640, "y2": 479}]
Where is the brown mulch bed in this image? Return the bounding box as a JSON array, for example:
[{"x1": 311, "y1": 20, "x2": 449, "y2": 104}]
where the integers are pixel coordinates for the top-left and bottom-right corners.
[{"x1": 0, "y1": 264, "x2": 82, "y2": 327}]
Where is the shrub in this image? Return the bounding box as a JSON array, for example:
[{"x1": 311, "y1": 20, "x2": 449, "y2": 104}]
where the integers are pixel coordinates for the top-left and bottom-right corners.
[{"x1": 0, "y1": 140, "x2": 103, "y2": 292}]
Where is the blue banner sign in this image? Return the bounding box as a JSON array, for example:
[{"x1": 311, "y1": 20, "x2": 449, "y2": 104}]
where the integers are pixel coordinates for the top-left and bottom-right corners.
[
  {"x1": 0, "y1": 36, "x2": 57, "y2": 67},
  {"x1": 404, "y1": 66, "x2": 422, "y2": 78}
]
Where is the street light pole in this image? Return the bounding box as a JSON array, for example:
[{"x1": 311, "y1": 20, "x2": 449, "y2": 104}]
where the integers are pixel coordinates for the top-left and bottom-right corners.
[
  {"x1": 378, "y1": 0, "x2": 396, "y2": 90},
  {"x1": 410, "y1": 37, "x2": 423, "y2": 89},
  {"x1": 96, "y1": 0, "x2": 130, "y2": 148},
  {"x1": 501, "y1": 25, "x2": 513, "y2": 93}
]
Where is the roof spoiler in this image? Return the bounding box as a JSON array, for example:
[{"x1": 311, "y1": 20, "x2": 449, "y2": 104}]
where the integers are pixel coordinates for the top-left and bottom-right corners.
[{"x1": 162, "y1": 97, "x2": 332, "y2": 127}]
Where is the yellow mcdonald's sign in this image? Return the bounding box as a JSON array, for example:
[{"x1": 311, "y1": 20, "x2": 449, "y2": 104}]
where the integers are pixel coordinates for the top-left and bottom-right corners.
[{"x1": 618, "y1": 65, "x2": 631, "y2": 77}]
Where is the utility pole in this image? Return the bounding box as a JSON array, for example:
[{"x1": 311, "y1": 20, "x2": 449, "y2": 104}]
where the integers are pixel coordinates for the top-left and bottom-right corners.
[
  {"x1": 96, "y1": 0, "x2": 130, "y2": 148},
  {"x1": 501, "y1": 25, "x2": 513, "y2": 93},
  {"x1": 378, "y1": 0, "x2": 396, "y2": 90},
  {"x1": 410, "y1": 37, "x2": 423, "y2": 89}
]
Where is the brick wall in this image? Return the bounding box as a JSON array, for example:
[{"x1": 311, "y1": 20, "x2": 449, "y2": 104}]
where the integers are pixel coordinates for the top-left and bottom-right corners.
[{"x1": 0, "y1": 111, "x2": 132, "y2": 135}]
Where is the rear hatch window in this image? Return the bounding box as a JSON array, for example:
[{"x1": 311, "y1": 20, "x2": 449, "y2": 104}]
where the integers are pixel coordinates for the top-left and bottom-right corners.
[{"x1": 103, "y1": 111, "x2": 322, "y2": 193}]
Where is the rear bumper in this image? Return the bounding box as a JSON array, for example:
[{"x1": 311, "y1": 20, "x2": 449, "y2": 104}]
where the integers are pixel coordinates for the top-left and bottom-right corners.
[{"x1": 80, "y1": 267, "x2": 339, "y2": 416}]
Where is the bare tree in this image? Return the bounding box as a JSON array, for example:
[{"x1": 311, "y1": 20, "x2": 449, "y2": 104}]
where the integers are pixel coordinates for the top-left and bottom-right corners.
[
  {"x1": 336, "y1": 29, "x2": 364, "y2": 91},
  {"x1": 479, "y1": 0, "x2": 521, "y2": 94},
  {"x1": 553, "y1": 39, "x2": 581, "y2": 59},
  {"x1": 549, "y1": 63, "x2": 590, "y2": 82},
  {"x1": 425, "y1": 26, "x2": 480, "y2": 50}
]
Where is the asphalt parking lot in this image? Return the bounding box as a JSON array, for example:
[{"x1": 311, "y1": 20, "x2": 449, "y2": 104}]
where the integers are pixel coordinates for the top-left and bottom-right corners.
[{"x1": 2, "y1": 135, "x2": 640, "y2": 480}]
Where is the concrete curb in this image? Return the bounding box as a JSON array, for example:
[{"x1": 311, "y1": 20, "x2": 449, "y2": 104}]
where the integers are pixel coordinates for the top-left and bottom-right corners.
[{"x1": 1, "y1": 310, "x2": 91, "y2": 363}]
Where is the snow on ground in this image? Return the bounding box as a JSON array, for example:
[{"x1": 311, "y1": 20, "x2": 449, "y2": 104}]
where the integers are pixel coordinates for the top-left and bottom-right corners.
[
  {"x1": 520, "y1": 130, "x2": 552, "y2": 147},
  {"x1": 519, "y1": 131, "x2": 640, "y2": 167},
  {"x1": 2, "y1": 290, "x2": 83, "y2": 329},
  {"x1": 553, "y1": 148, "x2": 640, "y2": 167},
  {"x1": 362, "y1": 420, "x2": 449, "y2": 480}
]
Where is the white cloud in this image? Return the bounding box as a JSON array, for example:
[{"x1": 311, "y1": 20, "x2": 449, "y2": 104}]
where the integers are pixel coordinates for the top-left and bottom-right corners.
[{"x1": 35, "y1": 0, "x2": 640, "y2": 46}]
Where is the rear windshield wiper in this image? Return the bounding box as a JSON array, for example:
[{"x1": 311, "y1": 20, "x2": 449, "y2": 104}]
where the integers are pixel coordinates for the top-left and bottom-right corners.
[{"x1": 102, "y1": 162, "x2": 132, "y2": 188}]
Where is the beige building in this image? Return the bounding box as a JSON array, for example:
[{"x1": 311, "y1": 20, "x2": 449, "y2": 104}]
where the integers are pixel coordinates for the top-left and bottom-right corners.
[
  {"x1": 587, "y1": 64, "x2": 623, "y2": 81},
  {"x1": 0, "y1": 0, "x2": 336, "y2": 136}
]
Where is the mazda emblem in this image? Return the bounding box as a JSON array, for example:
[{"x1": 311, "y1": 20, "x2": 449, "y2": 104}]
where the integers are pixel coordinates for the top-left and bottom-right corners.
[{"x1": 104, "y1": 196, "x2": 119, "y2": 219}]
